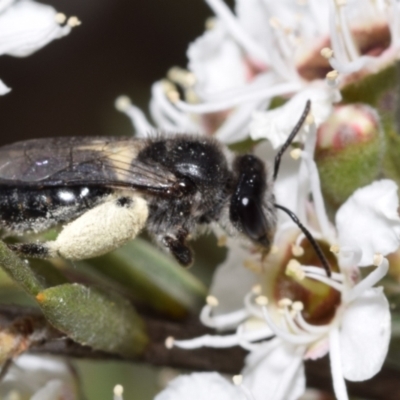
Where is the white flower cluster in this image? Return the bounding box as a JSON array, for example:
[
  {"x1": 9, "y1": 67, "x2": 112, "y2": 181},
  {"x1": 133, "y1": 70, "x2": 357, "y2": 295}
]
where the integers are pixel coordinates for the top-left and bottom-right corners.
[
  {"x1": 135, "y1": 0, "x2": 400, "y2": 399},
  {"x1": 0, "y1": 0, "x2": 80, "y2": 94},
  {"x1": 2, "y1": 0, "x2": 400, "y2": 399}
]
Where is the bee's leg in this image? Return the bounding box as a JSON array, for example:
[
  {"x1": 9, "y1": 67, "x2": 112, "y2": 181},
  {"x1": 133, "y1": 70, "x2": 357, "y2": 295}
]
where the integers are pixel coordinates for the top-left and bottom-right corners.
[
  {"x1": 9, "y1": 195, "x2": 149, "y2": 260},
  {"x1": 8, "y1": 242, "x2": 51, "y2": 259},
  {"x1": 163, "y1": 229, "x2": 193, "y2": 267}
]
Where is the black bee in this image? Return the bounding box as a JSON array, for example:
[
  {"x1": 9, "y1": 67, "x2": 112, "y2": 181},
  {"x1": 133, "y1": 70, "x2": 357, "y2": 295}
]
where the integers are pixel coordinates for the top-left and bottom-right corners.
[{"x1": 0, "y1": 101, "x2": 331, "y2": 275}]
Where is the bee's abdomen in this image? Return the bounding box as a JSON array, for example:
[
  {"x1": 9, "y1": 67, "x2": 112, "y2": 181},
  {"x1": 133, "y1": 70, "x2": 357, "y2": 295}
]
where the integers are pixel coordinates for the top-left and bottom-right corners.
[{"x1": 0, "y1": 185, "x2": 111, "y2": 234}]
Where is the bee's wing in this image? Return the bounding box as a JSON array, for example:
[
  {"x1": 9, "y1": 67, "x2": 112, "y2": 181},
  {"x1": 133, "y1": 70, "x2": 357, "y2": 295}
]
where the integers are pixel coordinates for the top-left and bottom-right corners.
[{"x1": 0, "y1": 136, "x2": 178, "y2": 191}]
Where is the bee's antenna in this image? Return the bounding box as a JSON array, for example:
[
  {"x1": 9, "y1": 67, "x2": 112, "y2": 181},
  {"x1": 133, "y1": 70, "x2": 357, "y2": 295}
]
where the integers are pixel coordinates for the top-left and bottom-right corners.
[
  {"x1": 273, "y1": 100, "x2": 311, "y2": 181},
  {"x1": 274, "y1": 204, "x2": 332, "y2": 277}
]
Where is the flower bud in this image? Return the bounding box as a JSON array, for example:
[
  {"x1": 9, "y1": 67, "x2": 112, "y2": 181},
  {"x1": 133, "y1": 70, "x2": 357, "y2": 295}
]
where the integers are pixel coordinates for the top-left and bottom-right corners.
[{"x1": 315, "y1": 104, "x2": 384, "y2": 209}]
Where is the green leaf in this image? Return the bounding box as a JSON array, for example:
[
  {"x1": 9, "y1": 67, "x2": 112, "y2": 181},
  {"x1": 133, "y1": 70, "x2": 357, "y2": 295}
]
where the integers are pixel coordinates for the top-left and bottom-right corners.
[
  {"x1": 36, "y1": 283, "x2": 148, "y2": 357},
  {"x1": 86, "y1": 238, "x2": 207, "y2": 317}
]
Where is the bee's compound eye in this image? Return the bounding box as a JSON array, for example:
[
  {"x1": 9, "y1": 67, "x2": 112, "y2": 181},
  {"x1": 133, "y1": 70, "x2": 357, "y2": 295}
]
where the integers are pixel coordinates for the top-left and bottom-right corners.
[
  {"x1": 237, "y1": 196, "x2": 270, "y2": 247},
  {"x1": 230, "y1": 154, "x2": 270, "y2": 248}
]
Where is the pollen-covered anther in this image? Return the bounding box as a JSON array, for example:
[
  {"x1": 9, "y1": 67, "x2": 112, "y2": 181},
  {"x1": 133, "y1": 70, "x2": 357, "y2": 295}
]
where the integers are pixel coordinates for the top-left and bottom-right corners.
[
  {"x1": 373, "y1": 253, "x2": 384, "y2": 267},
  {"x1": 292, "y1": 301, "x2": 304, "y2": 312},
  {"x1": 290, "y1": 148, "x2": 302, "y2": 160},
  {"x1": 205, "y1": 17, "x2": 216, "y2": 30},
  {"x1": 278, "y1": 298, "x2": 293, "y2": 308},
  {"x1": 255, "y1": 295, "x2": 268, "y2": 306},
  {"x1": 55, "y1": 13, "x2": 67, "y2": 24},
  {"x1": 167, "y1": 90, "x2": 180, "y2": 103},
  {"x1": 115, "y1": 96, "x2": 132, "y2": 112},
  {"x1": 113, "y1": 384, "x2": 124, "y2": 397},
  {"x1": 252, "y1": 284, "x2": 262, "y2": 295},
  {"x1": 320, "y1": 47, "x2": 334, "y2": 59},
  {"x1": 326, "y1": 69, "x2": 339, "y2": 86},
  {"x1": 67, "y1": 16, "x2": 81, "y2": 27},
  {"x1": 167, "y1": 67, "x2": 196, "y2": 88},
  {"x1": 286, "y1": 259, "x2": 305, "y2": 280},
  {"x1": 161, "y1": 80, "x2": 180, "y2": 103},
  {"x1": 206, "y1": 295, "x2": 219, "y2": 307},
  {"x1": 291, "y1": 244, "x2": 304, "y2": 257},
  {"x1": 232, "y1": 375, "x2": 243, "y2": 385},
  {"x1": 165, "y1": 336, "x2": 175, "y2": 349},
  {"x1": 330, "y1": 244, "x2": 340, "y2": 254}
]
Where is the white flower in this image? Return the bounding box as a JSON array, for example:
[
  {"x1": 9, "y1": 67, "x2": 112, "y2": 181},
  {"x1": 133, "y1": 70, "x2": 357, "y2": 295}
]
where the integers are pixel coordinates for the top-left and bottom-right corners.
[
  {"x1": 250, "y1": 86, "x2": 339, "y2": 148},
  {"x1": 0, "y1": 79, "x2": 11, "y2": 94},
  {"x1": 167, "y1": 107, "x2": 400, "y2": 399},
  {"x1": 118, "y1": 0, "x2": 399, "y2": 143},
  {"x1": 0, "y1": 0, "x2": 80, "y2": 93},
  {"x1": 1, "y1": 354, "x2": 78, "y2": 399},
  {"x1": 154, "y1": 372, "x2": 254, "y2": 400}
]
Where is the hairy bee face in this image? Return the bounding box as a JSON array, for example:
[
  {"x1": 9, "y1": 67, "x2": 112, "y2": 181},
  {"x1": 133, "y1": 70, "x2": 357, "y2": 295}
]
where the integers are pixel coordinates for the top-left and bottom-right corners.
[{"x1": 0, "y1": 135, "x2": 276, "y2": 266}]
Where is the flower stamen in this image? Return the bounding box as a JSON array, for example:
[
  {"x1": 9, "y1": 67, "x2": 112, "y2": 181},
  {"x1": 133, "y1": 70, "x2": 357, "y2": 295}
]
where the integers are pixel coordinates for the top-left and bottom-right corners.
[{"x1": 286, "y1": 259, "x2": 305, "y2": 280}]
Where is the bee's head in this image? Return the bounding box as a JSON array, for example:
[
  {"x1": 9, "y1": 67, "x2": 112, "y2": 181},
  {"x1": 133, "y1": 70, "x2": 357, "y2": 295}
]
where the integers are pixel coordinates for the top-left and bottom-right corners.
[{"x1": 230, "y1": 155, "x2": 276, "y2": 250}]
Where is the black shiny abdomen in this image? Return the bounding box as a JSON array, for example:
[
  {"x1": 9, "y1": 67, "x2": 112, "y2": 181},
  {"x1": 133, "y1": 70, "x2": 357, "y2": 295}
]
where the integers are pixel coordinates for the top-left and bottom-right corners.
[{"x1": 0, "y1": 185, "x2": 111, "y2": 234}]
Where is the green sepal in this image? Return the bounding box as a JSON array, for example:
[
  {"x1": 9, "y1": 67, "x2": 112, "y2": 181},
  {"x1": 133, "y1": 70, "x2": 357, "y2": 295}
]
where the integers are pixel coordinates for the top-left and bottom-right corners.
[
  {"x1": 341, "y1": 63, "x2": 400, "y2": 186},
  {"x1": 85, "y1": 238, "x2": 207, "y2": 318},
  {"x1": 316, "y1": 135, "x2": 383, "y2": 209},
  {"x1": 36, "y1": 283, "x2": 148, "y2": 357}
]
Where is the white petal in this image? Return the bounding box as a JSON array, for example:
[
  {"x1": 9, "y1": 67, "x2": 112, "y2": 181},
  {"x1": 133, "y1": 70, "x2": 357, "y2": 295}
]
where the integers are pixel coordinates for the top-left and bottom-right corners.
[
  {"x1": 0, "y1": 78, "x2": 11, "y2": 94},
  {"x1": 242, "y1": 339, "x2": 306, "y2": 400},
  {"x1": 209, "y1": 240, "x2": 258, "y2": 314},
  {"x1": 154, "y1": 372, "x2": 244, "y2": 400},
  {"x1": 336, "y1": 180, "x2": 400, "y2": 266},
  {"x1": 235, "y1": 0, "x2": 271, "y2": 53},
  {"x1": 0, "y1": 0, "x2": 14, "y2": 13},
  {"x1": 30, "y1": 380, "x2": 66, "y2": 400},
  {"x1": 187, "y1": 22, "x2": 248, "y2": 96},
  {"x1": 0, "y1": 0, "x2": 72, "y2": 57},
  {"x1": 339, "y1": 287, "x2": 391, "y2": 381},
  {"x1": 2, "y1": 355, "x2": 75, "y2": 392},
  {"x1": 250, "y1": 86, "x2": 334, "y2": 149}
]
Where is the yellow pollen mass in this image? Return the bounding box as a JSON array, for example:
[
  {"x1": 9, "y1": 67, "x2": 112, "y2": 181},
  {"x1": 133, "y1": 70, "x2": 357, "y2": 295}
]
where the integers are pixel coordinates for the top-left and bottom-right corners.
[
  {"x1": 67, "y1": 16, "x2": 81, "y2": 27},
  {"x1": 292, "y1": 301, "x2": 304, "y2": 312},
  {"x1": 113, "y1": 385, "x2": 124, "y2": 396},
  {"x1": 292, "y1": 244, "x2": 304, "y2": 257},
  {"x1": 326, "y1": 70, "x2": 339, "y2": 80},
  {"x1": 115, "y1": 96, "x2": 131, "y2": 112},
  {"x1": 165, "y1": 337, "x2": 175, "y2": 349},
  {"x1": 373, "y1": 253, "x2": 383, "y2": 266},
  {"x1": 290, "y1": 148, "x2": 302, "y2": 160},
  {"x1": 233, "y1": 375, "x2": 243, "y2": 385},
  {"x1": 286, "y1": 259, "x2": 305, "y2": 280},
  {"x1": 321, "y1": 47, "x2": 334, "y2": 59},
  {"x1": 330, "y1": 244, "x2": 340, "y2": 254},
  {"x1": 206, "y1": 295, "x2": 219, "y2": 307},
  {"x1": 278, "y1": 298, "x2": 293, "y2": 308},
  {"x1": 255, "y1": 295, "x2": 268, "y2": 306},
  {"x1": 54, "y1": 13, "x2": 66, "y2": 24},
  {"x1": 252, "y1": 284, "x2": 262, "y2": 295}
]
